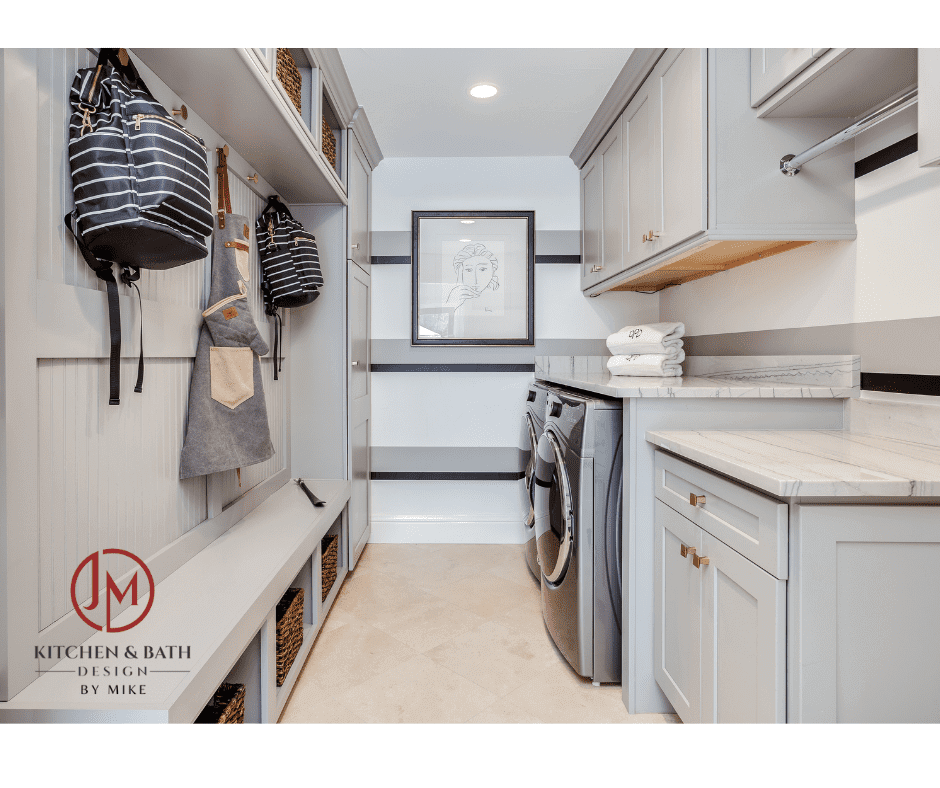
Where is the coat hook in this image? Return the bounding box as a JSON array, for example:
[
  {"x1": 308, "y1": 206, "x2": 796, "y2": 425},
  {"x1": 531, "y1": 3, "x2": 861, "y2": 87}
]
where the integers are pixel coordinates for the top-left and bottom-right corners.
[
  {"x1": 247, "y1": 174, "x2": 258, "y2": 183},
  {"x1": 172, "y1": 105, "x2": 188, "y2": 120}
]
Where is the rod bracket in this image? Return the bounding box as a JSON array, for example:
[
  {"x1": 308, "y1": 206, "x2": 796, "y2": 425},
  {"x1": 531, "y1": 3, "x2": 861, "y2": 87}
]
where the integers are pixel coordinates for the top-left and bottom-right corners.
[{"x1": 780, "y1": 154, "x2": 800, "y2": 177}]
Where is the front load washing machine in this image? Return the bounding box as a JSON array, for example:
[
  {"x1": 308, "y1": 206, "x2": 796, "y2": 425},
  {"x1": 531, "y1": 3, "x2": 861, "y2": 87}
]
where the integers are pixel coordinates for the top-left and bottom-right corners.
[
  {"x1": 521, "y1": 381, "x2": 553, "y2": 580},
  {"x1": 533, "y1": 387, "x2": 623, "y2": 683}
]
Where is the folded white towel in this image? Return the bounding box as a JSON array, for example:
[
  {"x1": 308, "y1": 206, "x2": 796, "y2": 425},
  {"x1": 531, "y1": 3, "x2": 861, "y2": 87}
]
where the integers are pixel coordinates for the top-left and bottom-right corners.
[
  {"x1": 608, "y1": 352, "x2": 684, "y2": 378},
  {"x1": 607, "y1": 322, "x2": 685, "y2": 356}
]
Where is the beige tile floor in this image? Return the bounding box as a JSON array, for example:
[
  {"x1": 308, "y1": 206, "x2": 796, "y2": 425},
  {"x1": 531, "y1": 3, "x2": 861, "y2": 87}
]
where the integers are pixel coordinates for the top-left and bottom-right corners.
[{"x1": 279, "y1": 543, "x2": 681, "y2": 724}]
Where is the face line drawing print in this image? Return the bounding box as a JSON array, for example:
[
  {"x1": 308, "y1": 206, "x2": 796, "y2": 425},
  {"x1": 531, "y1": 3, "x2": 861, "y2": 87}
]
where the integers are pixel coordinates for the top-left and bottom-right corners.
[{"x1": 444, "y1": 242, "x2": 501, "y2": 311}]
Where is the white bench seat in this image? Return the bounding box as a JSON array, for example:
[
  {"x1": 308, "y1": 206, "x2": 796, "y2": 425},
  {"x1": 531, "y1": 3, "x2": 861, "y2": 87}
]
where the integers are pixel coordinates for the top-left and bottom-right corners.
[{"x1": 0, "y1": 479, "x2": 350, "y2": 723}]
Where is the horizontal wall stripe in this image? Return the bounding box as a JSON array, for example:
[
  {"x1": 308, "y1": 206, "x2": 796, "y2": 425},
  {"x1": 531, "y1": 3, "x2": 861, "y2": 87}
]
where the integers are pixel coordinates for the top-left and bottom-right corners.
[
  {"x1": 372, "y1": 471, "x2": 525, "y2": 481},
  {"x1": 683, "y1": 315, "x2": 940, "y2": 381},
  {"x1": 371, "y1": 228, "x2": 580, "y2": 257},
  {"x1": 372, "y1": 363, "x2": 535, "y2": 373},
  {"x1": 372, "y1": 446, "x2": 523, "y2": 474},
  {"x1": 372, "y1": 338, "x2": 609, "y2": 365},
  {"x1": 860, "y1": 373, "x2": 940, "y2": 397},
  {"x1": 855, "y1": 134, "x2": 917, "y2": 179},
  {"x1": 370, "y1": 254, "x2": 581, "y2": 266}
]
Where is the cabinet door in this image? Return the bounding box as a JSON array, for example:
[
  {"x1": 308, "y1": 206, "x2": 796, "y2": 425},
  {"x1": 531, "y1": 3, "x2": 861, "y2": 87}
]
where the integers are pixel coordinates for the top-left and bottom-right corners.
[
  {"x1": 580, "y1": 148, "x2": 603, "y2": 290},
  {"x1": 919, "y1": 49, "x2": 940, "y2": 167},
  {"x1": 347, "y1": 132, "x2": 371, "y2": 269},
  {"x1": 699, "y1": 531, "x2": 786, "y2": 724},
  {"x1": 622, "y1": 80, "x2": 654, "y2": 269},
  {"x1": 654, "y1": 500, "x2": 702, "y2": 723},
  {"x1": 750, "y1": 48, "x2": 818, "y2": 106},
  {"x1": 600, "y1": 117, "x2": 624, "y2": 279},
  {"x1": 347, "y1": 262, "x2": 371, "y2": 569},
  {"x1": 649, "y1": 48, "x2": 706, "y2": 257}
]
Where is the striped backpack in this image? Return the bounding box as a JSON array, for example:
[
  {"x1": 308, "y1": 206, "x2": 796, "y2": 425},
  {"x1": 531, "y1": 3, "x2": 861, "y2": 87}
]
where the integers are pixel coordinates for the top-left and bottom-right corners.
[
  {"x1": 65, "y1": 48, "x2": 213, "y2": 404},
  {"x1": 256, "y1": 196, "x2": 324, "y2": 378}
]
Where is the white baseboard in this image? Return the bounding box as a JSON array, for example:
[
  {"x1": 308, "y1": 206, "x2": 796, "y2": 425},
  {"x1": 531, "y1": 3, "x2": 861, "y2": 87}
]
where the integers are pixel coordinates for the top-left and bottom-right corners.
[{"x1": 369, "y1": 518, "x2": 527, "y2": 544}]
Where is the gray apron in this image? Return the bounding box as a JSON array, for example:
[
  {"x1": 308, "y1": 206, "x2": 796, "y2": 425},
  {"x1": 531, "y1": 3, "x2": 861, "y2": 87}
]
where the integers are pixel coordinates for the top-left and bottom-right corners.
[{"x1": 179, "y1": 203, "x2": 274, "y2": 479}]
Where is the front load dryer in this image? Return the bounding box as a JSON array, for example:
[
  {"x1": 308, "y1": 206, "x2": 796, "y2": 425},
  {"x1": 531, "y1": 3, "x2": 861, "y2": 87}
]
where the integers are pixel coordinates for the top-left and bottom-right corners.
[
  {"x1": 520, "y1": 381, "x2": 554, "y2": 580},
  {"x1": 533, "y1": 387, "x2": 623, "y2": 683}
]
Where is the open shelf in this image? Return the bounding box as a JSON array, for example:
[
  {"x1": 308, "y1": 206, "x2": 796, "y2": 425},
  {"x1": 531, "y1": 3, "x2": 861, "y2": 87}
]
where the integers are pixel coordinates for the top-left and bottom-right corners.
[{"x1": 132, "y1": 48, "x2": 346, "y2": 205}]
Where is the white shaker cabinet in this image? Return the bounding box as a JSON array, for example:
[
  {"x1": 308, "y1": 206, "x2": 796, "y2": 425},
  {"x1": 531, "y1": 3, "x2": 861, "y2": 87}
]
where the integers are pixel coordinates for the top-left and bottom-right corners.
[
  {"x1": 347, "y1": 126, "x2": 371, "y2": 269},
  {"x1": 648, "y1": 48, "x2": 706, "y2": 260},
  {"x1": 749, "y1": 48, "x2": 818, "y2": 107},
  {"x1": 919, "y1": 49, "x2": 940, "y2": 167},
  {"x1": 580, "y1": 119, "x2": 623, "y2": 290}
]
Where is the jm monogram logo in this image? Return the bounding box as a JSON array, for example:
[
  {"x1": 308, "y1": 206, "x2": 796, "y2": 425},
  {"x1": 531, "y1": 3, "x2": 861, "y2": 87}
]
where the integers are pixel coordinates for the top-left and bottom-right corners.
[{"x1": 70, "y1": 549, "x2": 155, "y2": 632}]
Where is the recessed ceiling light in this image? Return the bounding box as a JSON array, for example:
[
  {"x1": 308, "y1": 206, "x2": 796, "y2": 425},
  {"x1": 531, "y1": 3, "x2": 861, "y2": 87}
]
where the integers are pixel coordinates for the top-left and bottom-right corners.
[
  {"x1": 459, "y1": 238, "x2": 471, "y2": 242},
  {"x1": 470, "y1": 84, "x2": 498, "y2": 99},
  {"x1": 460, "y1": 220, "x2": 475, "y2": 224}
]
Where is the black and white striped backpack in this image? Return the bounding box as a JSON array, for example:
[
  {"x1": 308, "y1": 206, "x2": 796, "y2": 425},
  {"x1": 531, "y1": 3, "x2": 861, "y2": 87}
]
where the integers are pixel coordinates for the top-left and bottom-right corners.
[
  {"x1": 65, "y1": 48, "x2": 213, "y2": 404},
  {"x1": 255, "y1": 196, "x2": 324, "y2": 378}
]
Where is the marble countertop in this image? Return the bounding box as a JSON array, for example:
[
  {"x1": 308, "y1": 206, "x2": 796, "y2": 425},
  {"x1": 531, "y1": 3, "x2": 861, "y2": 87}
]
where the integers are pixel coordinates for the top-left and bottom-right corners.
[
  {"x1": 534, "y1": 356, "x2": 859, "y2": 399},
  {"x1": 646, "y1": 429, "x2": 940, "y2": 498}
]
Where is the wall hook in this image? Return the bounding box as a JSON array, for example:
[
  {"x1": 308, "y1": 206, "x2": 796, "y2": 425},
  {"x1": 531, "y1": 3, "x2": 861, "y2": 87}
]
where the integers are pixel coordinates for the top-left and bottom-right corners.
[{"x1": 247, "y1": 174, "x2": 259, "y2": 184}]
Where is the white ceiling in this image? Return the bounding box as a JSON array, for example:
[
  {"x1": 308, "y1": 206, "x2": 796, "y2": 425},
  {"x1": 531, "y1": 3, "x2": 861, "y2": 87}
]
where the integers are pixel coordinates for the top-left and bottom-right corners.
[{"x1": 338, "y1": 48, "x2": 632, "y2": 158}]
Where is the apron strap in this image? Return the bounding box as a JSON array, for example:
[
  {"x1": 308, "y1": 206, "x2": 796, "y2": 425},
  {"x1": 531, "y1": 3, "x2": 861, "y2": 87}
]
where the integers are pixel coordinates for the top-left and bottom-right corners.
[{"x1": 216, "y1": 145, "x2": 232, "y2": 229}]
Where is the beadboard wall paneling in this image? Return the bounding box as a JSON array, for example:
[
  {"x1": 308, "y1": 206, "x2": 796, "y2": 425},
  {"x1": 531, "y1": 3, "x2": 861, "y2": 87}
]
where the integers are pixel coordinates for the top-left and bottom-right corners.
[
  {"x1": 4, "y1": 48, "x2": 293, "y2": 695},
  {"x1": 37, "y1": 358, "x2": 206, "y2": 630}
]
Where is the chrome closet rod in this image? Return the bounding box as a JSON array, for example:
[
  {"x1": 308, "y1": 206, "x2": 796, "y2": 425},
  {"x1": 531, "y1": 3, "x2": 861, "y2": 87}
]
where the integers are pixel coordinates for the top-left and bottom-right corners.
[{"x1": 779, "y1": 88, "x2": 918, "y2": 176}]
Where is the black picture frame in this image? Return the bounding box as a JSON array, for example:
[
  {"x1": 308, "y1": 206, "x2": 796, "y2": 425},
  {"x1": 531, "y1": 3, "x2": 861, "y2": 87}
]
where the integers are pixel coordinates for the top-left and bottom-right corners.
[{"x1": 411, "y1": 210, "x2": 535, "y2": 346}]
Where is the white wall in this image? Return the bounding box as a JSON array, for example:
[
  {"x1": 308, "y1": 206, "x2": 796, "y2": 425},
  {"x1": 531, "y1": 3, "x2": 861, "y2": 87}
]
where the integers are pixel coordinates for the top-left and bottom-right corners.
[
  {"x1": 370, "y1": 156, "x2": 657, "y2": 543},
  {"x1": 661, "y1": 107, "x2": 940, "y2": 338}
]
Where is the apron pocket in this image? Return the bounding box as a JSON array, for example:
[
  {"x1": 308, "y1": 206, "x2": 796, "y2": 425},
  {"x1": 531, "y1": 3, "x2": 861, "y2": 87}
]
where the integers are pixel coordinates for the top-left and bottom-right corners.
[{"x1": 210, "y1": 347, "x2": 254, "y2": 409}]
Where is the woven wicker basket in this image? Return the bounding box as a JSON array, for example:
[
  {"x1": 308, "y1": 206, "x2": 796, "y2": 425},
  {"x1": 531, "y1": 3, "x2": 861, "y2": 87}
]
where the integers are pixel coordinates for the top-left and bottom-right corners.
[
  {"x1": 322, "y1": 117, "x2": 337, "y2": 170},
  {"x1": 275, "y1": 587, "x2": 304, "y2": 687},
  {"x1": 277, "y1": 49, "x2": 303, "y2": 115},
  {"x1": 195, "y1": 682, "x2": 245, "y2": 724},
  {"x1": 321, "y1": 534, "x2": 339, "y2": 602}
]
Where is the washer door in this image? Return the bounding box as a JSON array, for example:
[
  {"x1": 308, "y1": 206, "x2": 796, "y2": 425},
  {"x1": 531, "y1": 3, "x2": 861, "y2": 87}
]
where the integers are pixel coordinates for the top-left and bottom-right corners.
[
  {"x1": 523, "y1": 412, "x2": 539, "y2": 530},
  {"x1": 533, "y1": 427, "x2": 574, "y2": 586}
]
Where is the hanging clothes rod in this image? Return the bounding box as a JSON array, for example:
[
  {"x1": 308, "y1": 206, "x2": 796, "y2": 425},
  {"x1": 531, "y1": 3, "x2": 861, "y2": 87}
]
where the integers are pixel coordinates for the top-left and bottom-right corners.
[{"x1": 779, "y1": 88, "x2": 918, "y2": 176}]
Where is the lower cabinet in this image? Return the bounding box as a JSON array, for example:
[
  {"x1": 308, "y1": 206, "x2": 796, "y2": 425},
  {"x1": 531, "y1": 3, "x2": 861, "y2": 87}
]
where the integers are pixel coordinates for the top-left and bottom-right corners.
[{"x1": 654, "y1": 499, "x2": 786, "y2": 723}]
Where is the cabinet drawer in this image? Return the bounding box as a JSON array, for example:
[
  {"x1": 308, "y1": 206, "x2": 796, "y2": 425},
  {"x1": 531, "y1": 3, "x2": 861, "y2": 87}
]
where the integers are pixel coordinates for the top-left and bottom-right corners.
[{"x1": 654, "y1": 450, "x2": 788, "y2": 579}]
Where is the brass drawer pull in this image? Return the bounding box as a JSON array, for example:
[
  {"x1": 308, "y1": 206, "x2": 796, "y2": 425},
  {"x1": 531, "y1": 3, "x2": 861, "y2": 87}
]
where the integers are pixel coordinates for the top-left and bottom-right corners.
[
  {"x1": 693, "y1": 553, "x2": 710, "y2": 569},
  {"x1": 689, "y1": 493, "x2": 706, "y2": 506},
  {"x1": 680, "y1": 544, "x2": 696, "y2": 558},
  {"x1": 591, "y1": 265, "x2": 603, "y2": 273}
]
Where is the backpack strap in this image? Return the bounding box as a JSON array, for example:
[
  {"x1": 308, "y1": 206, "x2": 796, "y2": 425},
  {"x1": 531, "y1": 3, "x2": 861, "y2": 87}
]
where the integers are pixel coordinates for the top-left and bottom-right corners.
[
  {"x1": 217, "y1": 146, "x2": 232, "y2": 229},
  {"x1": 63, "y1": 212, "x2": 144, "y2": 405}
]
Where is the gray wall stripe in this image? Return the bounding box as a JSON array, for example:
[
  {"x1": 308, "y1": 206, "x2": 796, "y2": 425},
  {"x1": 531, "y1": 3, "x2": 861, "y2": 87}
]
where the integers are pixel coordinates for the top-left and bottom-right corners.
[
  {"x1": 683, "y1": 316, "x2": 940, "y2": 376},
  {"x1": 372, "y1": 338, "x2": 610, "y2": 365},
  {"x1": 372, "y1": 446, "x2": 523, "y2": 473},
  {"x1": 371, "y1": 228, "x2": 580, "y2": 256},
  {"x1": 372, "y1": 364, "x2": 534, "y2": 372},
  {"x1": 371, "y1": 254, "x2": 581, "y2": 265}
]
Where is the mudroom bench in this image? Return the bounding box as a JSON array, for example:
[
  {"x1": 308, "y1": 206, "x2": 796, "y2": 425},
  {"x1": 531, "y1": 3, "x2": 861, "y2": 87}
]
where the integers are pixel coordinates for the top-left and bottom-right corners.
[{"x1": 0, "y1": 479, "x2": 350, "y2": 723}]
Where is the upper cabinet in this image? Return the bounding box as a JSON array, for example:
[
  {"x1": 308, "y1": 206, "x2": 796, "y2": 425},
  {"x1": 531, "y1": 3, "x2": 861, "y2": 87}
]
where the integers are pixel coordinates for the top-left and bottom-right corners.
[
  {"x1": 347, "y1": 107, "x2": 383, "y2": 269},
  {"x1": 750, "y1": 48, "x2": 916, "y2": 118},
  {"x1": 919, "y1": 49, "x2": 940, "y2": 167},
  {"x1": 578, "y1": 49, "x2": 860, "y2": 295},
  {"x1": 750, "y1": 49, "x2": 820, "y2": 107}
]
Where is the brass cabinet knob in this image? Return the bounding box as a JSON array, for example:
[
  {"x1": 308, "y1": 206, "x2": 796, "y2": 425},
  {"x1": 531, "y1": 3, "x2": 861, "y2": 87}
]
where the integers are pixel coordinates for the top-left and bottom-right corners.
[
  {"x1": 693, "y1": 554, "x2": 710, "y2": 569},
  {"x1": 591, "y1": 265, "x2": 603, "y2": 272},
  {"x1": 247, "y1": 174, "x2": 259, "y2": 184},
  {"x1": 351, "y1": 243, "x2": 360, "y2": 249},
  {"x1": 680, "y1": 544, "x2": 696, "y2": 558},
  {"x1": 642, "y1": 233, "x2": 648, "y2": 243},
  {"x1": 689, "y1": 493, "x2": 706, "y2": 506},
  {"x1": 172, "y1": 105, "x2": 188, "y2": 120}
]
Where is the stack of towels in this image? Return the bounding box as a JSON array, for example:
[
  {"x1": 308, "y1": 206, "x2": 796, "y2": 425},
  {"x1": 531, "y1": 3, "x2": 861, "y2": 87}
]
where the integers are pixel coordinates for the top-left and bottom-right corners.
[{"x1": 606, "y1": 322, "x2": 685, "y2": 377}]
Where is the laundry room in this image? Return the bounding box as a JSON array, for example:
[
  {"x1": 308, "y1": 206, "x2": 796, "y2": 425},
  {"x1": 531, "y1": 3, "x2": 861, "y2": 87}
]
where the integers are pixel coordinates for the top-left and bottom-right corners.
[{"x1": 1, "y1": 10, "x2": 939, "y2": 787}]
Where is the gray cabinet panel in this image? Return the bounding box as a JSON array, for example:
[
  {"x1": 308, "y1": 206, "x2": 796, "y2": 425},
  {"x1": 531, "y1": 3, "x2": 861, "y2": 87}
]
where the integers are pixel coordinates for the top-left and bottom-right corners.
[
  {"x1": 580, "y1": 151, "x2": 603, "y2": 290},
  {"x1": 347, "y1": 263, "x2": 371, "y2": 568},
  {"x1": 750, "y1": 48, "x2": 818, "y2": 107},
  {"x1": 919, "y1": 49, "x2": 940, "y2": 167},
  {"x1": 347, "y1": 132, "x2": 371, "y2": 269}
]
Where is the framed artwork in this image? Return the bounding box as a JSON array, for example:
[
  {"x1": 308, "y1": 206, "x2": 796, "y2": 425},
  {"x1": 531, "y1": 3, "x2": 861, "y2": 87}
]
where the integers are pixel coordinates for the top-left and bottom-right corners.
[{"x1": 411, "y1": 210, "x2": 535, "y2": 346}]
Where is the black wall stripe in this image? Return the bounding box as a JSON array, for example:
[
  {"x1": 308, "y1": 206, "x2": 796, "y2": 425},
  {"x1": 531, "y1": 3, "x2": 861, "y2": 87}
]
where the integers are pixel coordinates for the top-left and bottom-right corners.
[
  {"x1": 372, "y1": 471, "x2": 525, "y2": 481},
  {"x1": 371, "y1": 255, "x2": 581, "y2": 266},
  {"x1": 861, "y1": 372, "x2": 940, "y2": 397},
  {"x1": 372, "y1": 363, "x2": 535, "y2": 373},
  {"x1": 855, "y1": 134, "x2": 917, "y2": 178}
]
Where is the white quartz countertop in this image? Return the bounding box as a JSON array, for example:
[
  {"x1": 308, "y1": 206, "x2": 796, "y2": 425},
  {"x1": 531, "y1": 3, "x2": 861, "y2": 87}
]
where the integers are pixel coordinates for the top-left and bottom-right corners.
[
  {"x1": 646, "y1": 429, "x2": 940, "y2": 499},
  {"x1": 534, "y1": 356, "x2": 859, "y2": 399}
]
